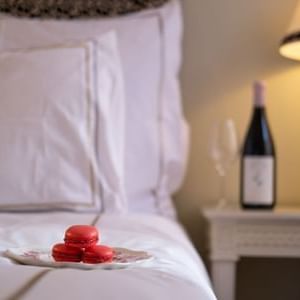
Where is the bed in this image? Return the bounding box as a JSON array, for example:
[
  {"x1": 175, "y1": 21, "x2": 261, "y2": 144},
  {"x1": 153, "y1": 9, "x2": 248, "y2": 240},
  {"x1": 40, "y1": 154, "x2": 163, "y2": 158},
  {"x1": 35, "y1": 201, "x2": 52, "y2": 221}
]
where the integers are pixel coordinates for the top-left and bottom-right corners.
[
  {"x1": 0, "y1": 213, "x2": 216, "y2": 299},
  {"x1": 0, "y1": 0, "x2": 216, "y2": 299}
]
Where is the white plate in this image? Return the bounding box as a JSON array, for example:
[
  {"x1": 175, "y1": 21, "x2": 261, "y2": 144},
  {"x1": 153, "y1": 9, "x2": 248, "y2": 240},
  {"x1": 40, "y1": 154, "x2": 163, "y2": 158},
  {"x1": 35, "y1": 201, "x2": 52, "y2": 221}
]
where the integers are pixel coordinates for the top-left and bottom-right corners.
[{"x1": 5, "y1": 247, "x2": 153, "y2": 270}]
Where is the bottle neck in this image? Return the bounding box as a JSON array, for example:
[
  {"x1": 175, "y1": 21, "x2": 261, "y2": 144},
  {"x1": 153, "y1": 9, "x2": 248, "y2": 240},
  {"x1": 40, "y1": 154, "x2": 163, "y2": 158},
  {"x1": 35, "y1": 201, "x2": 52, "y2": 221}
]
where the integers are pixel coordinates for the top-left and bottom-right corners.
[
  {"x1": 254, "y1": 97, "x2": 265, "y2": 108},
  {"x1": 253, "y1": 81, "x2": 265, "y2": 108},
  {"x1": 253, "y1": 106, "x2": 266, "y2": 116},
  {"x1": 251, "y1": 107, "x2": 267, "y2": 127}
]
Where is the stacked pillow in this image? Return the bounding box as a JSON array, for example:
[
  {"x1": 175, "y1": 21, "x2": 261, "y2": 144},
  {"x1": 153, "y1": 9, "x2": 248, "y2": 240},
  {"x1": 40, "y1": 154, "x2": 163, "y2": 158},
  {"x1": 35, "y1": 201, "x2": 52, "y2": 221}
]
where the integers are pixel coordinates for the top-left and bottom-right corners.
[
  {"x1": 0, "y1": 0, "x2": 188, "y2": 217},
  {"x1": 0, "y1": 32, "x2": 125, "y2": 212}
]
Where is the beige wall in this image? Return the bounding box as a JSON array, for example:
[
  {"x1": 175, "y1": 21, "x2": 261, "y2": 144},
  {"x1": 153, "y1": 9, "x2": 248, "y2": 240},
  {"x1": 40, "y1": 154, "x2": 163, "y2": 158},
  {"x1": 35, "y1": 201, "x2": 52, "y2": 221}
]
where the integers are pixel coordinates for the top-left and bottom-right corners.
[{"x1": 175, "y1": 0, "x2": 300, "y2": 299}]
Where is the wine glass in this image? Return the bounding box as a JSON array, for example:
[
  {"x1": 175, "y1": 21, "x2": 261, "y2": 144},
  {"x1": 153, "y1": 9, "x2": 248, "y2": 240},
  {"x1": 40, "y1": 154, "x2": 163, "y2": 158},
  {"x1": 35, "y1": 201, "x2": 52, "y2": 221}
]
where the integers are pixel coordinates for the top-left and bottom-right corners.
[{"x1": 208, "y1": 119, "x2": 239, "y2": 208}]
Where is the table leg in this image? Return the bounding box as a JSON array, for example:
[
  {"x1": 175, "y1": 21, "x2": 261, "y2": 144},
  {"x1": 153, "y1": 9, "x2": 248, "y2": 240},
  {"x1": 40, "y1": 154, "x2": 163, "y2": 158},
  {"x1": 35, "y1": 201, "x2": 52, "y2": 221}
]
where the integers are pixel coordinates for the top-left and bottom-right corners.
[{"x1": 211, "y1": 260, "x2": 236, "y2": 300}]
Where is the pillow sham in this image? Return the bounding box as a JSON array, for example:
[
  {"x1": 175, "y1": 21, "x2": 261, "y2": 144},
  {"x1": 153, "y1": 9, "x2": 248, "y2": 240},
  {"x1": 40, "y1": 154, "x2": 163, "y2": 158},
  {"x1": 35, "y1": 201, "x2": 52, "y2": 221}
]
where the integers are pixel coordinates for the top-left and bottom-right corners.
[
  {"x1": 0, "y1": 0, "x2": 188, "y2": 217},
  {"x1": 0, "y1": 32, "x2": 125, "y2": 212}
]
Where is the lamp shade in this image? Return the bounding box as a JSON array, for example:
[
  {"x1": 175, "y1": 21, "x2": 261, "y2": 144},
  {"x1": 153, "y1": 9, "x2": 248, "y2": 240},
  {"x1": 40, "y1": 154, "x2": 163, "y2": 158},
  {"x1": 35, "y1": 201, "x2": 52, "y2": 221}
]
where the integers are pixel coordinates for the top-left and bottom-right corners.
[{"x1": 280, "y1": 1, "x2": 300, "y2": 61}]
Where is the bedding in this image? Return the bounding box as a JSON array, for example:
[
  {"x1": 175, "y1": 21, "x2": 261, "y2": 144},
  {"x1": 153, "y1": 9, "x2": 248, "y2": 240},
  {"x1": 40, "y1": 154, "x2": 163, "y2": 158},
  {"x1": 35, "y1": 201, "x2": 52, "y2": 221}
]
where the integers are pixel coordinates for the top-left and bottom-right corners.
[
  {"x1": 0, "y1": 0, "x2": 188, "y2": 217},
  {"x1": 0, "y1": 212, "x2": 216, "y2": 300},
  {"x1": 0, "y1": 1, "x2": 214, "y2": 298}
]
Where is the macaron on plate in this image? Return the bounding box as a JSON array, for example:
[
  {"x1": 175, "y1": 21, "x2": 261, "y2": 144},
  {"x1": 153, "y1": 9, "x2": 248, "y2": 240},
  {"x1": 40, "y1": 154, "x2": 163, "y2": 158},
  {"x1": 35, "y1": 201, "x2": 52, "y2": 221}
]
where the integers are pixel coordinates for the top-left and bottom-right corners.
[
  {"x1": 5, "y1": 225, "x2": 152, "y2": 269},
  {"x1": 5, "y1": 246, "x2": 153, "y2": 270},
  {"x1": 64, "y1": 225, "x2": 99, "y2": 249}
]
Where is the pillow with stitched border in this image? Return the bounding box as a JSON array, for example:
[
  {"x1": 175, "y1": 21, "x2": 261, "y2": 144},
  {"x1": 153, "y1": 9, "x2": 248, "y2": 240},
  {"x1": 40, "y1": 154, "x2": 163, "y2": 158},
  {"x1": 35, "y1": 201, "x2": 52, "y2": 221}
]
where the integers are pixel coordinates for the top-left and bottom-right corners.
[
  {"x1": 0, "y1": 31, "x2": 126, "y2": 212},
  {"x1": 0, "y1": 0, "x2": 188, "y2": 218}
]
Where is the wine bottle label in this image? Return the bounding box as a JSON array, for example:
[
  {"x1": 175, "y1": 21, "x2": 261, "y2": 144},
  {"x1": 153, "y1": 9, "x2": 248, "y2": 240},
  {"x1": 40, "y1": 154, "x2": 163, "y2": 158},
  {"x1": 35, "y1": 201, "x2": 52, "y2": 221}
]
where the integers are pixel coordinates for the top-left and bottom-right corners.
[{"x1": 243, "y1": 156, "x2": 274, "y2": 205}]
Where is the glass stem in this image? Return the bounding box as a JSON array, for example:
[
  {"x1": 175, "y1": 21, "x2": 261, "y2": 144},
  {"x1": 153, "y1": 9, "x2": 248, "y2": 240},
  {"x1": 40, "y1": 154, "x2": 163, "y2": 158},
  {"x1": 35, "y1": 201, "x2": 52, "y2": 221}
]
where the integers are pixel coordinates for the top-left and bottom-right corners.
[{"x1": 217, "y1": 173, "x2": 226, "y2": 209}]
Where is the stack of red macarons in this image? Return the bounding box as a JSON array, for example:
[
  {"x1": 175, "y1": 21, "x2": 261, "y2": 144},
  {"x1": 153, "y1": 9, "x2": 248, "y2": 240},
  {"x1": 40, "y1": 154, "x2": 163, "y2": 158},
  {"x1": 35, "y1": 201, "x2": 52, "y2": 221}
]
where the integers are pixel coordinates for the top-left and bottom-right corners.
[{"x1": 52, "y1": 225, "x2": 114, "y2": 264}]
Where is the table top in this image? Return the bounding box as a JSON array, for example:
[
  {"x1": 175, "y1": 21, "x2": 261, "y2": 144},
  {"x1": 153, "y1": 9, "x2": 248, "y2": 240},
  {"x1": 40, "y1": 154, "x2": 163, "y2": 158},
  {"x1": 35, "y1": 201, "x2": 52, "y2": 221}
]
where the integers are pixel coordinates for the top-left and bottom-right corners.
[{"x1": 202, "y1": 204, "x2": 300, "y2": 221}]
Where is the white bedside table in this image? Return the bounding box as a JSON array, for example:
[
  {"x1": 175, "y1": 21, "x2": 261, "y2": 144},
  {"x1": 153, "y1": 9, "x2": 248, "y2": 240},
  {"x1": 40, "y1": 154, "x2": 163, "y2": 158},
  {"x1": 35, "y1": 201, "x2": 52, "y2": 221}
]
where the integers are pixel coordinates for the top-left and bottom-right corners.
[{"x1": 203, "y1": 206, "x2": 300, "y2": 300}]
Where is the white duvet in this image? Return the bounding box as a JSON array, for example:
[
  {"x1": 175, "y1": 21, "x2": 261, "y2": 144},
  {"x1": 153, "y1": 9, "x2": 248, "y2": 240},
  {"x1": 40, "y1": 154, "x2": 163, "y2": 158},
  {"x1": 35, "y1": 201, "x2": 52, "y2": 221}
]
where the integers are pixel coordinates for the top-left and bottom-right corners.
[{"x1": 0, "y1": 213, "x2": 216, "y2": 300}]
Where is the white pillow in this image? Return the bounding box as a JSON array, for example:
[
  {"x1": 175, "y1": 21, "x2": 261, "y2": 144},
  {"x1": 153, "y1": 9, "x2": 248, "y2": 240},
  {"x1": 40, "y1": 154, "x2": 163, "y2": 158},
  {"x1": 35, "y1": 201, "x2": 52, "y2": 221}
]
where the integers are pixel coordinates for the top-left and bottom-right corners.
[
  {"x1": 0, "y1": 0, "x2": 188, "y2": 217},
  {"x1": 0, "y1": 32, "x2": 126, "y2": 212}
]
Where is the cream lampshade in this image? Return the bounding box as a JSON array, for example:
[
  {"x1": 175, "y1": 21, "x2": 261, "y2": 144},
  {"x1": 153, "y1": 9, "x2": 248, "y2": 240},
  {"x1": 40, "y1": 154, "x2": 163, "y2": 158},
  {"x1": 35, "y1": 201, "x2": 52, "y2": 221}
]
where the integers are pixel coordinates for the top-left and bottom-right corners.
[{"x1": 280, "y1": 1, "x2": 300, "y2": 61}]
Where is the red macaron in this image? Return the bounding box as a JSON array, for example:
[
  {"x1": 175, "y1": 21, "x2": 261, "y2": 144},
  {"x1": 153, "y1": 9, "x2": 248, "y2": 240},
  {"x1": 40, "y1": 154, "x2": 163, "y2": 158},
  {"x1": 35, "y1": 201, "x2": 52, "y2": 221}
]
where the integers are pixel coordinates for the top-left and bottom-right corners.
[
  {"x1": 52, "y1": 243, "x2": 83, "y2": 262},
  {"x1": 82, "y1": 245, "x2": 114, "y2": 264},
  {"x1": 64, "y1": 225, "x2": 99, "y2": 249}
]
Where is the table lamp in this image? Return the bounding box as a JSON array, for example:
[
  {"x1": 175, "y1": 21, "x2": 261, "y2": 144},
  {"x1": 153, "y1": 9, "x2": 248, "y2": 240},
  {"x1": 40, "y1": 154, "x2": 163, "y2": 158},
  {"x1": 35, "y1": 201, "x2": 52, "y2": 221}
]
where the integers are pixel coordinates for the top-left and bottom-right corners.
[{"x1": 280, "y1": 1, "x2": 300, "y2": 60}]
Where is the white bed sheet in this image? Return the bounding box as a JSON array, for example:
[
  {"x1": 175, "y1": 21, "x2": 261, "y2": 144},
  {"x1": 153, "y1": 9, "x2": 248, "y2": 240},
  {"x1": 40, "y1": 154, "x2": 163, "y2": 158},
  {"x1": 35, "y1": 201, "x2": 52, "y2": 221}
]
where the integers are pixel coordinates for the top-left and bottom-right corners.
[{"x1": 0, "y1": 213, "x2": 216, "y2": 300}]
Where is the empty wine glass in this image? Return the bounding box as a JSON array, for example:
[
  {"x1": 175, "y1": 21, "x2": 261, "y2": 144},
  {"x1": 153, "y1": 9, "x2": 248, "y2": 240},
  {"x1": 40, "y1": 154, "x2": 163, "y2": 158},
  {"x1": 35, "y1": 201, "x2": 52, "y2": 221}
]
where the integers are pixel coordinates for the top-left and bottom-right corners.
[{"x1": 208, "y1": 119, "x2": 238, "y2": 208}]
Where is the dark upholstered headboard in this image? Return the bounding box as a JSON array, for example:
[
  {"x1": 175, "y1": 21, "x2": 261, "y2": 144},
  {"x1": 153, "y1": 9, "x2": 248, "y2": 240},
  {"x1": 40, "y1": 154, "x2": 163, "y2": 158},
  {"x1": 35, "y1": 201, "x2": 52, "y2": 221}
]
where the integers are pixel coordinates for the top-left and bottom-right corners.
[{"x1": 0, "y1": 0, "x2": 170, "y2": 18}]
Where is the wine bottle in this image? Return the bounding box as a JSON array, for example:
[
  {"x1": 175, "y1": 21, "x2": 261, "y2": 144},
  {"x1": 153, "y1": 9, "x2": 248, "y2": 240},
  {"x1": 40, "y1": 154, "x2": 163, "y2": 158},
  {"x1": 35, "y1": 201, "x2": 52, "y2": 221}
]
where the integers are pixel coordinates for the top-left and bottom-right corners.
[{"x1": 241, "y1": 81, "x2": 276, "y2": 209}]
